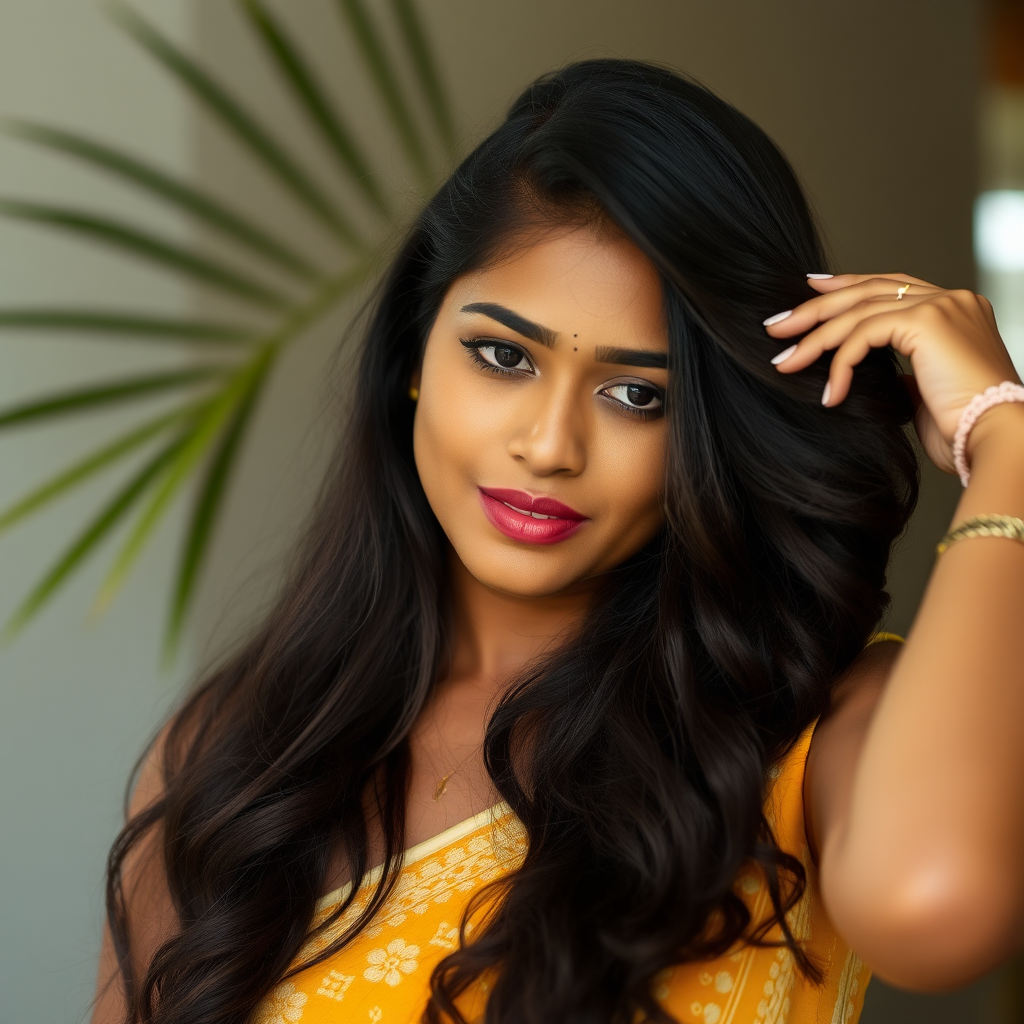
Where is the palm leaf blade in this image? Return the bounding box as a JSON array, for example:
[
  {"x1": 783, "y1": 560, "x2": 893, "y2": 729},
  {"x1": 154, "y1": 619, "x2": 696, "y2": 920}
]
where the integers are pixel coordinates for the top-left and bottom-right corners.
[
  {"x1": 3, "y1": 431, "x2": 191, "y2": 638},
  {"x1": 3, "y1": 120, "x2": 322, "y2": 281},
  {"x1": 1, "y1": 0, "x2": 459, "y2": 651},
  {"x1": 0, "y1": 199, "x2": 290, "y2": 309},
  {"x1": 389, "y1": 0, "x2": 455, "y2": 148},
  {"x1": 335, "y1": 0, "x2": 430, "y2": 178},
  {"x1": 0, "y1": 369, "x2": 221, "y2": 429},
  {"x1": 107, "y1": 2, "x2": 363, "y2": 247},
  {"x1": 241, "y1": 0, "x2": 388, "y2": 215},
  {"x1": 0, "y1": 407, "x2": 193, "y2": 531},
  {"x1": 0, "y1": 309, "x2": 255, "y2": 343},
  {"x1": 165, "y1": 357, "x2": 271, "y2": 657},
  {"x1": 93, "y1": 351, "x2": 275, "y2": 614}
]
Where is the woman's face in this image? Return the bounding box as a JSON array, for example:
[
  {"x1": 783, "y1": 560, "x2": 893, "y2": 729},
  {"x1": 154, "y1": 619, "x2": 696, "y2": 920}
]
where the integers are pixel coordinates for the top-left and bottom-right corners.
[{"x1": 413, "y1": 223, "x2": 669, "y2": 599}]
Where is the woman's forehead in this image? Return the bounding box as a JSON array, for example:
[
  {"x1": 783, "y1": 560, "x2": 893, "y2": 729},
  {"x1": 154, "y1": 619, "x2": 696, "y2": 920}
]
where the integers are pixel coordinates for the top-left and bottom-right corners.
[{"x1": 442, "y1": 226, "x2": 668, "y2": 346}]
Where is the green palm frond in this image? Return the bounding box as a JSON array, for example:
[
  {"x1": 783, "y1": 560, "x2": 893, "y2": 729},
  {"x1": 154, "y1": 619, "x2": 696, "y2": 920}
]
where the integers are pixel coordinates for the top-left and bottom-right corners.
[
  {"x1": 389, "y1": 0, "x2": 456, "y2": 149},
  {"x1": 0, "y1": 407, "x2": 197, "y2": 532},
  {"x1": 92, "y1": 350, "x2": 276, "y2": 616},
  {"x1": 0, "y1": 200, "x2": 291, "y2": 308},
  {"x1": 108, "y1": 1, "x2": 364, "y2": 246},
  {"x1": 335, "y1": 0, "x2": 431, "y2": 178},
  {"x1": 2, "y1": 120, "x2": 323, "y2": 280},
  {"x1": 165, "y1": 357, "x2": 271, "y2": 660},
  {"x1": 0, "y1": 369, "x2": 223, "y2": 429},
  {"x1": 4, "y1": 430, "x2": 197, "y2": 640},
  {"x1": 0, "y1": 310, "x2": 255, "y2": 344},
  {"x1": 0, "y1": 0, "x2": 457, "y2": 659},
  {"x1": 240, "y1": 0, "x2": 389, "y2": 215}
]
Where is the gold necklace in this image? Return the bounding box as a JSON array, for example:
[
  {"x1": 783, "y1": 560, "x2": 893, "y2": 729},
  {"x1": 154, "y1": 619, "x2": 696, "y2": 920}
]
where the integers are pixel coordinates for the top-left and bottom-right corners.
[
  {"x1": 433, "y1": 746, "x2": 479, "y2": 800},
  {"x1": 434, "y1": 771, "x2": 456, "y2": 801}
]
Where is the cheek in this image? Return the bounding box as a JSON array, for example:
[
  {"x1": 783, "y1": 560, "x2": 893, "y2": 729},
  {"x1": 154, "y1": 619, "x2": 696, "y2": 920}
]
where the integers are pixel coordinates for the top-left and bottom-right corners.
[
  {"x1": 412, "y1": 389, "x2": 457, "y2": 514},
  {"x1": 591, "y1": 423, "x2": 667, "y2": 547},
  {"x1": 411, "y1": 348, "x2": 492, "y2": 515}
]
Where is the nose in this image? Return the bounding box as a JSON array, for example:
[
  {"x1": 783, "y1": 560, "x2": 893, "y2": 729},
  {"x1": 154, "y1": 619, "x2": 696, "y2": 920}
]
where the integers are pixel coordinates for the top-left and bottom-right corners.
[{"x1": 506, "y1": 380, "x2": 587, "y2": 477}]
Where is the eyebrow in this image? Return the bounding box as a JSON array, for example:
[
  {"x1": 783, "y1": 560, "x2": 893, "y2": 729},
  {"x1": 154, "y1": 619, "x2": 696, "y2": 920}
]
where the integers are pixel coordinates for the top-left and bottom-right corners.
[
  {"x1": 459, "y1": 302, "x2": 557, "y2": 348},
  {"x1": 594, "y1": 346, "x2": 669, "y2": 369}
]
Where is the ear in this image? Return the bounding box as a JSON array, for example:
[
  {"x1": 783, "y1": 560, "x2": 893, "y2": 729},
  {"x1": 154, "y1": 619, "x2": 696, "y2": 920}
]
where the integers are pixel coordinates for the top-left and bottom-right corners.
[{"x1": 408, "y1": 367, "x2": 422, "y2": 401}]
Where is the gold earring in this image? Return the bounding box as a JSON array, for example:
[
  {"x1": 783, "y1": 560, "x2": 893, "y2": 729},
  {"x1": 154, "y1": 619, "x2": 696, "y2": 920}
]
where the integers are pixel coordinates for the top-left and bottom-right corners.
[{"x1": 408, "y1": 385, "x2": 419, "y2": 401}]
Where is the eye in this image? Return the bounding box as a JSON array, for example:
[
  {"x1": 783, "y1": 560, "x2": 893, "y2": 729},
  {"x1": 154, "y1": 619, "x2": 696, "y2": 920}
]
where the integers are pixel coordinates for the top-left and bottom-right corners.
[
  {"x1": 460, "y1": 338, "x2": 534, "y2": 375},
  {"x1": 600, "y1": 381, "x2": 664, "y2": 418},
  {"x1": 487, "y1": 344, "x2": 529, "y2": 369}
]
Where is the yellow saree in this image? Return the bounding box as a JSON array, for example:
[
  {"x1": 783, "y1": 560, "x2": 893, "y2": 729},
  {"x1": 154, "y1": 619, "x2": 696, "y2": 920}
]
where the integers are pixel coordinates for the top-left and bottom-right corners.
[{"x1": 255, "y1": 635, "x2": 904, "y2": 1024}]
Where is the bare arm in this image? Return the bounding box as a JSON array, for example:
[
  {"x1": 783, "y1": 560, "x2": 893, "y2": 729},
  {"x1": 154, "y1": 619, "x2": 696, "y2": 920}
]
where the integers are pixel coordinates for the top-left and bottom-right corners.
[
  {"x1": 812, "y1": 406, "x2": 1024, "y2": 990},
  {"x1": 772, "y1": 273, "x2": 1024, "y2": 990}
]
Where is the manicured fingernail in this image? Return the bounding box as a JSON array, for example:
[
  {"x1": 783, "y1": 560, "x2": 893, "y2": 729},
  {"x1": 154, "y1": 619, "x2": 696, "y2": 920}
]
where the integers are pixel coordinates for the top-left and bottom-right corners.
[
  {"x1": 763, "y1": 310, "x2": 793, "y2": 327},
  {"x1": 806, "y1": 273, "x2": 834, "y2": 280},
  {"x1": 821, "y1": 381, "x2": 831, "y2": 405},
  {"x1": 770, "y1": 344, "x2": 798, "y2": 365}
]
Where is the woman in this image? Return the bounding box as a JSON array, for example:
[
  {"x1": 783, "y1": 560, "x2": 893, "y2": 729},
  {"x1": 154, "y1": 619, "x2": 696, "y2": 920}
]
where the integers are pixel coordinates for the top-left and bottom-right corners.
[{"x1": 93, "y1": 59, "x2": 1024, "y2": 1024}]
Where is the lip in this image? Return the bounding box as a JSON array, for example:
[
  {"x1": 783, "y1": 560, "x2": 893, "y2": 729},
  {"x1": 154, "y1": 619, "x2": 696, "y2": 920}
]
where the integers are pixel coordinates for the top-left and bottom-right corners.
[{"x1": 478, "y1": 487, "x2": 588, "y2": 545}]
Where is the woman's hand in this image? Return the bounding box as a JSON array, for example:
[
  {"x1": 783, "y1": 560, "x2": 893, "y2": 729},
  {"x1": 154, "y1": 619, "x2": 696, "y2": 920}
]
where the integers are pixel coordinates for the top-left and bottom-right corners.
[
  {"x1": 765, "y1": 274, "x2": 1021, "y2": 474},
  {"x1": 786, "y1": 277, "x2": 1024, "y2": 990}
]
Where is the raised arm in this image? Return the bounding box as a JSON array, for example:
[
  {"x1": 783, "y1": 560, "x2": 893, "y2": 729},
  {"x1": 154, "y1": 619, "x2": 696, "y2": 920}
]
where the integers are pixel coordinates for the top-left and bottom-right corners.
[{"x1": 770, "y1": 274, "x2": 1024, "y2": 990}]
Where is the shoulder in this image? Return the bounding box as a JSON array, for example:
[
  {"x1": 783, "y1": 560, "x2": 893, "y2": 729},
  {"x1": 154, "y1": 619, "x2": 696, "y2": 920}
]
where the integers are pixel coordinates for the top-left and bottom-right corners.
[
  {"x1": 91, "y1": 719, "x2": 179, "y2": 1023},
  {"x1": 120, "y1": 716, "x2": 182, "y2": 930},
  {"x1": 816, "y1": 637, "x2": 904, "y2": 745},
  {"x1": 803, "y1": 638, "x2": 904, "y2": 862}
]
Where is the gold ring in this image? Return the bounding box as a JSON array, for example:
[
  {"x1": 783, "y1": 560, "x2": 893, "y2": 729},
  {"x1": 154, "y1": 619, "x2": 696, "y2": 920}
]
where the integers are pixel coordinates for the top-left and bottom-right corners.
[{"x1": 896, "y1": 284, "x2": 911, "y2": 301}]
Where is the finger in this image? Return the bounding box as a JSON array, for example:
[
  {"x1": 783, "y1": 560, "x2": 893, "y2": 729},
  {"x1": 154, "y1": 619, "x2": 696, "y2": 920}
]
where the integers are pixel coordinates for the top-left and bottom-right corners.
[
  {"x1": 771, "y1": 295, "x2": 930, "y2": 373},
  {"x1": 820, "y1": 312, "x2": 913, "y2": 406},
  {"x1": 977, "y1": 292, "x2": 1001, "y2": 334},
  {"x1": 764, "y1": 276, "x2": 939, "y2": 337},
  {"x1": 804, "y1": 272, "x2": 936, "y2": 294}
]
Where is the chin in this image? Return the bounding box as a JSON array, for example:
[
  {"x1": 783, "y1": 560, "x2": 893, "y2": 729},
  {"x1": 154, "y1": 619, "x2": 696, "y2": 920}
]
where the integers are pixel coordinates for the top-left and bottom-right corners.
[{"x1": 458, "y1": 549, "x2": 597, "y2": 599}]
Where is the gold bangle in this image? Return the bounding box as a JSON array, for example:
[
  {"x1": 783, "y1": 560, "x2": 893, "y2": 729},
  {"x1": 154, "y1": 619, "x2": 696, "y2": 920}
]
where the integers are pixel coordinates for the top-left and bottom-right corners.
[
  {"x1": 936, "y1": 513, "x2": 1024, "y2": 555},
  {"x1": 866, "y1": 631, "x2": 905, "y2": 645}
]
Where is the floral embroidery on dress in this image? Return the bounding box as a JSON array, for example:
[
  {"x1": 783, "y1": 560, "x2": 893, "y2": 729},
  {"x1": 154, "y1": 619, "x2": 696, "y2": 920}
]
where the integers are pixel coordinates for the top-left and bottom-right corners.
[
  {"x1": 250, "y1": 724, "x2": 873, "y2": 1024},
  {"x1": 309, "y1": 813, "x2": 526, "y2": 954},
  {"x1": 315, "y1": 970, "x2": 354, "y2": 1001},
  {"x1": 830, "y1": 950, "x2": 865, "y2": 1024},
  {"x1": 428, "y1": 920, "x2": 461, "y2": 951},
  {"x1": 363, "y1": 938, "x2": 421, "y2": 986},
  {"x1": 753, "y1": 853, "x2": 814, "y2": 1024},
  {"x1": 651, "y1": 966, "x2": 675, "y2": 1002},
  {"x1": 254, "y1": 980, "x2": 307, "y2": 1024}
]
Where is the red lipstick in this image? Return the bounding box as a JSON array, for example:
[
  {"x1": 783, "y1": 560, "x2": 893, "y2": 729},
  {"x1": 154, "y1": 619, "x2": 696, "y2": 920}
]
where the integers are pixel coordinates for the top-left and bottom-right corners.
[{"x1": 478, "y1": 487, "x2": 588, "y2": 545}]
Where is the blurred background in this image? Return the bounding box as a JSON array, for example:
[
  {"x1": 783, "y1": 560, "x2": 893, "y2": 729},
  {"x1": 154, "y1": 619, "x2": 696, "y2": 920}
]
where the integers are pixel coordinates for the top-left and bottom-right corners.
[{"x1": 0, "y1": 1, "x2": 1021, "y2": 1021}]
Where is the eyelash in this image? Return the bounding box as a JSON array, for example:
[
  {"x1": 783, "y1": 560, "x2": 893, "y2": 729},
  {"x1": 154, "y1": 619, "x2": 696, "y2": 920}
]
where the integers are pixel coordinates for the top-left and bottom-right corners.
[
  {"x1": 460, "y1": 338, "x2": 533, "y2": 377},
  {"x1": 601, "y1": 384, "x2": 665, "y2": 421},
  {"x1": 459, "y1": 338, "x2": 665, "y2": 421}
]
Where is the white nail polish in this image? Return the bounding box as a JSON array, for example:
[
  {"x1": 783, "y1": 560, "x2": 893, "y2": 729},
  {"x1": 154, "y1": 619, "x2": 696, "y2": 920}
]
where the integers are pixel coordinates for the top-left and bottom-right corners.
[
  {"x1": 821, "y1": 381, "x2": 831, "y2": 405},
  {"x1": 806, "y1": 273, "x2": 834, "y2": 280},
  {"x1": 763, "y1": 310, "x2": 793, "y2": 327},
  {"x1": 770, "y1": 344, "x2": 798, "y2": 365}
]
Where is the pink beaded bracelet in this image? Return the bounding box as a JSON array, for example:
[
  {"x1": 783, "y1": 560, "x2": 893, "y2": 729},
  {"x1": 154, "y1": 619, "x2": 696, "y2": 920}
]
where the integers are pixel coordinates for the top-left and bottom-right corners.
[{"x1": 952, "y1": 380, "x2": 1024, "y2": 487}]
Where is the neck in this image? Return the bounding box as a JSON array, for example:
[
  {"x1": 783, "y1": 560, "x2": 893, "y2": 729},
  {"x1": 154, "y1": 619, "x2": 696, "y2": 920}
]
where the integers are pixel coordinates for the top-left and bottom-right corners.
[{"x1": 443, "y1": 546, "x2": 598, "y2": 694}]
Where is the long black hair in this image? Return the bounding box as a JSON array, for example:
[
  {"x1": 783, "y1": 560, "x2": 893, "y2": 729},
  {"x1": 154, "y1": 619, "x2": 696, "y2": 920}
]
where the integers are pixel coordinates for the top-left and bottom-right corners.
[{"x1": 106, "y1": 59, "x2": 918, "y2": 1024}]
